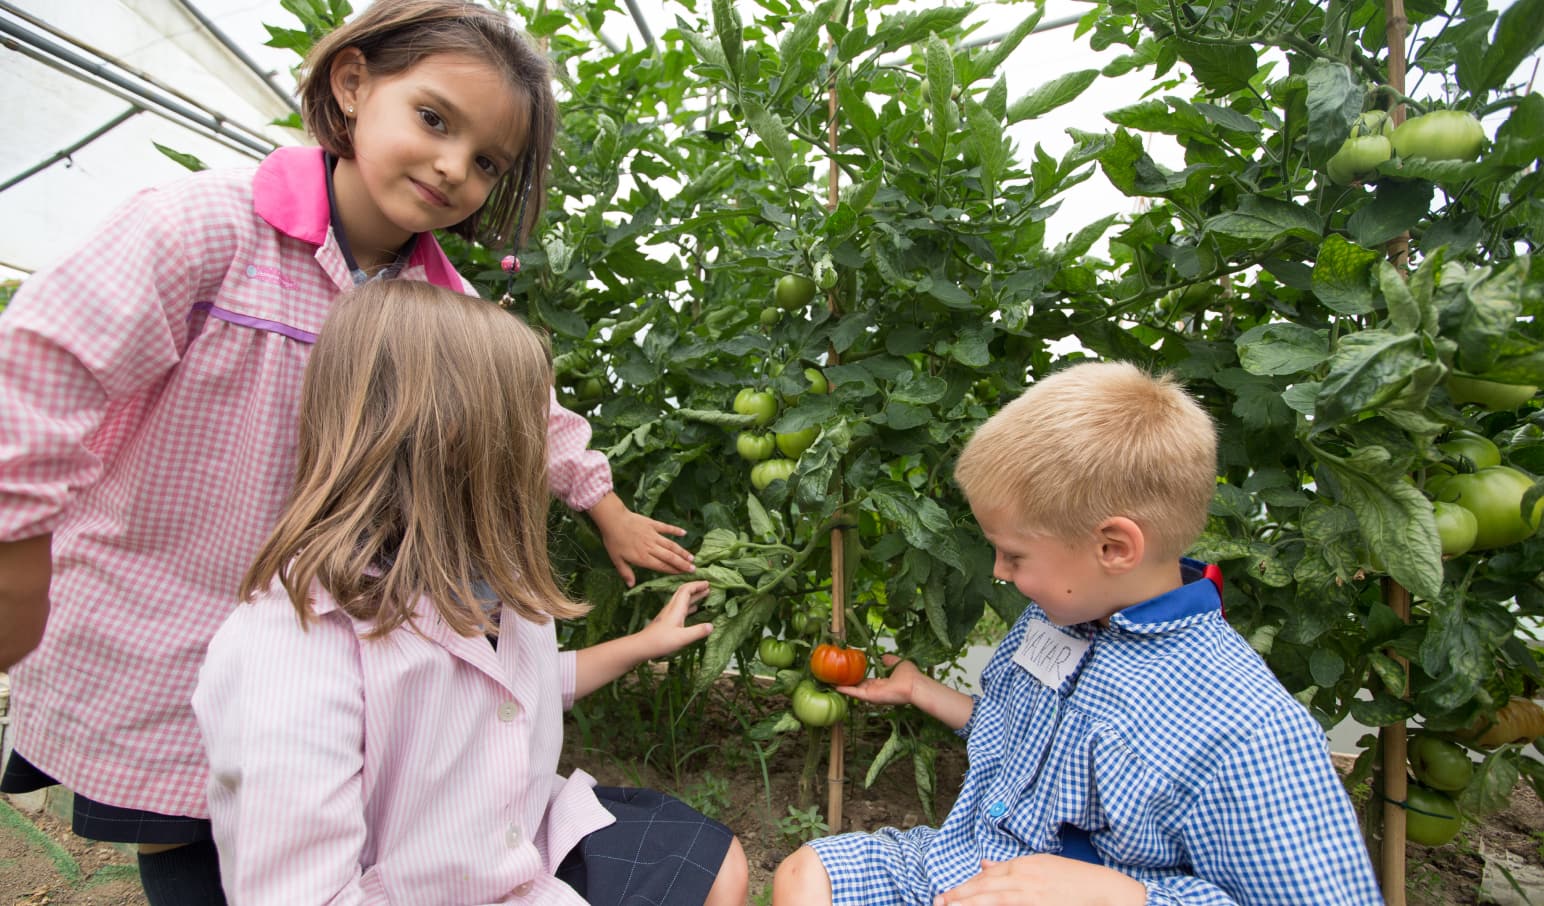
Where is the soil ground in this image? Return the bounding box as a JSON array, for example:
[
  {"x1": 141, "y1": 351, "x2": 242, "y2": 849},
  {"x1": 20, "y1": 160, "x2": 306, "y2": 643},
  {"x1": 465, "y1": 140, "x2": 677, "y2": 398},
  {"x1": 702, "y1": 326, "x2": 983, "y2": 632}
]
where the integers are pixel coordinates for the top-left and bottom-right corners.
[{"x1": 2, "y1": 676, "x2": 1541, "y2": 905}]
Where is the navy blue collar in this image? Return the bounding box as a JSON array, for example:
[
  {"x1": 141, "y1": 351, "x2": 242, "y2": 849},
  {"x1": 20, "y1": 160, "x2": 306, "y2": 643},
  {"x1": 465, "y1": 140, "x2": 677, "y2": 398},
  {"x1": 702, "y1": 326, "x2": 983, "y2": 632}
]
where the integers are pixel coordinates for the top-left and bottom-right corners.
[{"x1": 1105, "y1": 558, "x2": 1221, "y2": 632}]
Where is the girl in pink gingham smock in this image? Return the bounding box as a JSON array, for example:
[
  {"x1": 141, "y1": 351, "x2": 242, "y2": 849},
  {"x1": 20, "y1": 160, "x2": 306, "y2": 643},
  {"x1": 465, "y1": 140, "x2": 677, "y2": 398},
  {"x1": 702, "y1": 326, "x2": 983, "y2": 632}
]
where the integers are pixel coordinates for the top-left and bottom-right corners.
[
  {"x1": 0, "y1": 1, "x2": 692, "y2": 900},
  {"x1": 193, "y1": 280, "x2": 746, "y2": 906}
]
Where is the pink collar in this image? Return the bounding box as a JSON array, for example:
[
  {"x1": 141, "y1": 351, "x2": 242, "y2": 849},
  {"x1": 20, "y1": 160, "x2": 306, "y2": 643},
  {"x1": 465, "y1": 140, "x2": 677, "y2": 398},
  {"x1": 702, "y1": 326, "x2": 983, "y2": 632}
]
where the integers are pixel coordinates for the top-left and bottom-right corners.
[{"x1": 252, "y1": 146, "x2": 463, "y2": 291}]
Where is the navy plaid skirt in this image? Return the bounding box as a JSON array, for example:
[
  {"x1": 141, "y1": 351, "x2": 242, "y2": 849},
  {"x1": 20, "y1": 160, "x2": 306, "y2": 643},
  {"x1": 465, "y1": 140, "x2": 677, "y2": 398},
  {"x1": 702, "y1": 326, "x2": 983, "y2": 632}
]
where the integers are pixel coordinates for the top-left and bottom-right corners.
[
  {"x1": 557, "y1": 786, "x2": 735, "y2": 906},
  {"x1": 0, "y1": 751, "x2": 213, "y2": 844}
]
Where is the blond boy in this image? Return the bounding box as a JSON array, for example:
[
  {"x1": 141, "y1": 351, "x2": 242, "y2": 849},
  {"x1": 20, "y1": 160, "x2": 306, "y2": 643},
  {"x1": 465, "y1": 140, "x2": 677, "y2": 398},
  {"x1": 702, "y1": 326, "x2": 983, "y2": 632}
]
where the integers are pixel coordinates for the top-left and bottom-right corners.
[{"x1": 773, "y1": 362, "x2": 1381, "y2": 906}]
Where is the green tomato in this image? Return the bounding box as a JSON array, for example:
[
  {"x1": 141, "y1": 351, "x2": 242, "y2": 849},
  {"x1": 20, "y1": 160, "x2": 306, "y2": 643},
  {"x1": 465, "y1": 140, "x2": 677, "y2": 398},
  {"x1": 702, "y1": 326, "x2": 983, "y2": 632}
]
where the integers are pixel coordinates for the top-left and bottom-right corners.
[
  {"x1": 1437, "y1": 431, "x2": 1501, "y2": 471},
  {"x1": 1434, "y1": 466, "x2": 1544, "y2": 551},
  {"x1": 1326, "y1": 134, "x2": 1392, "y2": 185},
  {"x1": 575, "y1": 377, "x2": 605, "y2": 402},
  {"x1": 1351, "y1": 110, "x2": 1395, "y2": 138},
  {"x1": 759, "y1": 307, "x2": 782, "y2": 329},
  {"x1": 775, "y1": 274, "x2": 818, "y2": 311},
  {"x1": 736, "y1": 432, "x2": 775, "y2": 462},
  {"x1": 1409, "y1": 736, "x2": 1473, "y2": 793},
  {"x1": 758, "y1": 637, "x2": 797, "y2": 669},
  {"x1": 1404, "y1": 784, "x2": 1462, "y2": 846},
  {"x1": 733, "y1": 388, "x2": 778, "y2": 427},
  {"x1": 775, "y1": 426, "x2": 820, "y2": 459},
  {"x1": 1391, "y1": 110, "x2": 1486, "y2": 162},
  {"x1": 803, "y1": 368, "x2": 829, "y2": 395},
  {"x1": 791, "y1": 679, "x2": 848, "y2": 727},
  {"x1": 1432, "y1": 501, "x2": 1478, "y2": 558},
  {"x1": 1446, "y1": 373, "x2": 1539, "y2": 410},
  {"x1": 750, "y1": 458, "x2": 797, "y2": 491}
]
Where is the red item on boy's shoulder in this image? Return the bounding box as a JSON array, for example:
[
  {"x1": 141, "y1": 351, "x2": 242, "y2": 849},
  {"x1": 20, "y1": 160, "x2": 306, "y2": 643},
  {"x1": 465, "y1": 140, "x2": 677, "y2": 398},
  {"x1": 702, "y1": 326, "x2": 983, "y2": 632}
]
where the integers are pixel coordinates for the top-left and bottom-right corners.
[{"x1": 1203, "y1": 563, "x2": 1225, "y2": 617}]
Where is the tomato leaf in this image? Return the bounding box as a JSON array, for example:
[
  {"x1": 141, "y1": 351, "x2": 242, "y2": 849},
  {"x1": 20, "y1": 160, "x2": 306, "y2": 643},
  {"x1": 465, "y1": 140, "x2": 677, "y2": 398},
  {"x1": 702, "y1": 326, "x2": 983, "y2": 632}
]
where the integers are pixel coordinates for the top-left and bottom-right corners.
[
  {"x1": 865, "y1": 723, "x2": 908, "y2": 789},
  {"x1": 693, "y1": 593, "x2": 777, "y2": 698},
  {"x1": 1347, "y1": 180, "x2": 1436, "y2": 248},
  {"x1": 1474, "y1": 0, "x2": 1544, "y2": 93},
  {"x1": 1204, "y1": 196, "x2": 1327, "y2": 242},
  {"x1": 1315, "y1": 445, "x2": 1443, "y2": 602},
  {"x1": 1313, "y1": 235, "x2": 1383, "y2": 316},
  {"x1": 1007, "y1": 70, "x2": 1100, "y2": 123},
  {"x1": 1236, "y1": 322, "x2": 1329, "y2": 376},
  {"x1": 1305, "y1": 59, "x2": 1362, "y2": 168}
]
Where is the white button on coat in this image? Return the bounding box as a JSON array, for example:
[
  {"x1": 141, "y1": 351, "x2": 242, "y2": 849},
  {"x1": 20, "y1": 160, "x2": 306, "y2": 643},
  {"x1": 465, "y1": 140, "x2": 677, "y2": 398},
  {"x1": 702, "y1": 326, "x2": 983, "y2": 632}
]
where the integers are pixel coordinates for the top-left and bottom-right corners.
[{"x1": 498, "y1": 701, "x2": 519, "y2": 722}]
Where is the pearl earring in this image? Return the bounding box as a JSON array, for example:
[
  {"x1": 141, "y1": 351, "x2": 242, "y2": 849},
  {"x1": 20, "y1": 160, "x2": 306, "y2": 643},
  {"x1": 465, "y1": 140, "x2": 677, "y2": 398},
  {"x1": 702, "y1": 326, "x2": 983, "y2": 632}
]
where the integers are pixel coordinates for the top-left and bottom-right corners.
[{"x1": 347, "y1": 105, "x2": 355, "y2": 116}]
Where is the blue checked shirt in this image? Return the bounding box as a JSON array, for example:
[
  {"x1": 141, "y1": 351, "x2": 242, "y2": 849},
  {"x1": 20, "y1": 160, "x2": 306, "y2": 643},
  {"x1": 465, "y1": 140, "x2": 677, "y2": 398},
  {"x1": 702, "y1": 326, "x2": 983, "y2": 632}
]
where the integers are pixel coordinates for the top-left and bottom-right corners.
[{"x1": 814, "y1": 562, "x2": 1383, "y2": 905}]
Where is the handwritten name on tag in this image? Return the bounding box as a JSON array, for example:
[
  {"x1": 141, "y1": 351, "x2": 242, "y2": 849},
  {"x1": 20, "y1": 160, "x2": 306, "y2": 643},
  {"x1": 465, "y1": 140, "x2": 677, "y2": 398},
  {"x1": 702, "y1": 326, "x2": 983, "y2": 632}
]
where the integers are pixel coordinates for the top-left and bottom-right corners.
[{"x1": 1012, "y1": 620, "x2": 1092, "y2": 690}]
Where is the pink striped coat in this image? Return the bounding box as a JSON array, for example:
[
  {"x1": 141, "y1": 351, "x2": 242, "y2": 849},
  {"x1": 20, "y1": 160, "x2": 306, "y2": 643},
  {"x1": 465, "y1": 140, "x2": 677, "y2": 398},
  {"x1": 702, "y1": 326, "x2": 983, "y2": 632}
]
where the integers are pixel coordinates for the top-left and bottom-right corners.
[
  {"x1": 193, "y1": 581, "x2": 610, "y2": 904},
  {"x1": 0, "y1": 147, "x2": 611, "y2": 818}
]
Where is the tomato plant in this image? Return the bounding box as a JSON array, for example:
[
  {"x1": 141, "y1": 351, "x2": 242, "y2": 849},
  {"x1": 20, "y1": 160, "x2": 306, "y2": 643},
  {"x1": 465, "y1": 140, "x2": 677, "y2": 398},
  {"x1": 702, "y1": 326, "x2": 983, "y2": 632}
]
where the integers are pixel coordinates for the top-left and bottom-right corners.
[
  {"x1": 1431, "y1": 501, "x2": 1478, "y2": 558},
  {"x1": 733, "y1": 389, "x2": 778, "y2": 427},
  {"x1": 1434, "y1": 466, "x2": 1544, "y2": 551},
  {"x1": 750, "y1": 458, "x2": 797, "y2": 491},
  {"x1": 1389, "y1": 110, "x2": 1487, "y2": 162},
  {"x1": 322, "y1": 0, "x2": 1544, "y2": 850},
  {"x1": 1326, "y1": 135, "x2": 1391, "y2": 185},
  {"x1": 775, "y1": 426, "x2": 820, "y2": 459},
  {"x1": 758, "y1": 637, "x2": 797, "y2": 669},
  {"x1": 791, "y1": 679, "x2": 848, "y2": 728},
  {"x1": 736, "y1": 432, "x2": 775, "y2": 462},
  {"x1": 775, "y1": 274, "x2": 818, "y2": 311},
  {"x1": 1403, "y1": 785, "x2": 1462, "y2": 846},
  {"x1": 1408, "y1": 735, "x2": 1473, "y2": 793},
  {"x1": 809, "y1": 643, "x2": 867, "y2": 686},
  {"x1": 1436, "y1": 431, "x2": 1501, "y2": 471},
  {"x1": 1446, "y1": 374, "x2": 1539, "y2": 410}
]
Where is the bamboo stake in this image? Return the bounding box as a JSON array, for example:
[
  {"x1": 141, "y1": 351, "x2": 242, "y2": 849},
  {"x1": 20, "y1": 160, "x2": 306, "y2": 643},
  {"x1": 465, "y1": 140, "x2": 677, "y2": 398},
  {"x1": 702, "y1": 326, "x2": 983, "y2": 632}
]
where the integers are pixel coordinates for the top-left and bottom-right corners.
[
  {"x1": 1377, "y1": 1, "x2": 1411, "y2": 901},
  {"x1": 824, "y1": 46, "x2": 847, "y2": 834}
]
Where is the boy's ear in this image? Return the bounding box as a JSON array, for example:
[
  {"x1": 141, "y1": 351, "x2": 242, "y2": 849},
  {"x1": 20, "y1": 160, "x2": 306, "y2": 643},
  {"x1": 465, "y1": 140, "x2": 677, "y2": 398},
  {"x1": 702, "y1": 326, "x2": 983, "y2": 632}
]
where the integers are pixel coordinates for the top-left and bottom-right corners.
[
  {"x1": 330, "y1": 47, "x2": 368, "y2": 115},
  {"x1": 1094, "y1": 516, "x2": 1145, "y2": 573}
]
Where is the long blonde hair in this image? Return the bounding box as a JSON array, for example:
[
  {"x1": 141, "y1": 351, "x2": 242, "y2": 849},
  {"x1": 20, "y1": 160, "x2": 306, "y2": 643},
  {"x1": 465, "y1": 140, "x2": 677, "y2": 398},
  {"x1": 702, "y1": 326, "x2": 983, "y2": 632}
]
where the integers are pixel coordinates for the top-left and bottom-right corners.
[{"x1": 242, "y1": 280, "x2": 586, "y2": 637}]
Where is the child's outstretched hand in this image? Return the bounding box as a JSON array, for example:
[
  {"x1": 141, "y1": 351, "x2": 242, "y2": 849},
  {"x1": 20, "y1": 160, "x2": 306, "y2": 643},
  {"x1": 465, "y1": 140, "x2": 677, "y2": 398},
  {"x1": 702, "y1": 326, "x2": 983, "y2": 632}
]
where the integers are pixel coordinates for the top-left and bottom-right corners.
[
  {"x1": 588, "y1": 492, "x2": 694, "y2": 587},
  {"x1": 637, "y1": 580, "x2": 714, "y2": 659},
  {"x1": 836, "y1": 654, "x2": 924, "y2": 706},
  {"x1": 933, "y1": 857, "x2": 1147, "y2": 906}
]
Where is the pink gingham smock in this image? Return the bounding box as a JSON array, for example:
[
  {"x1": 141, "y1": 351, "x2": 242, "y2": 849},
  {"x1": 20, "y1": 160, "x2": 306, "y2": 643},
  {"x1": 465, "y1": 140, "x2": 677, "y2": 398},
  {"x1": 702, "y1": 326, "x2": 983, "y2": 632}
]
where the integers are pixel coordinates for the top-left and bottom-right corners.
[
  {"x1": 0, "y1": 146, "x2": 612, "y2": 819},
  {"x1": 192, "y1": 581, "x2": 611, "y2": 905}
]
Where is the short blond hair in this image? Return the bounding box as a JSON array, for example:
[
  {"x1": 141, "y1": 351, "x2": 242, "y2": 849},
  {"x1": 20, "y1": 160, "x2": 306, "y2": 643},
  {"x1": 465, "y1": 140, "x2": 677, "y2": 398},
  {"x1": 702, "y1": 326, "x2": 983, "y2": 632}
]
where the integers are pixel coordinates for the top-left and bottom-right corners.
[
  {"x1": 242, "y1": 280, "x2": 585, "y2": 638},
  {"x1": 954, "y1": 361, "x2": 1217, "y2": 561}
]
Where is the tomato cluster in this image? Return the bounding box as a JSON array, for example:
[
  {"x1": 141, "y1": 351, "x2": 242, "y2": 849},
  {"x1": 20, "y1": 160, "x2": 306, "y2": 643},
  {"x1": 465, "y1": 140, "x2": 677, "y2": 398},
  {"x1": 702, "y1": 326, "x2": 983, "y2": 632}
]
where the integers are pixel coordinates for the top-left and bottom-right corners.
[
  {"x1": 1324, "y1": 109, "x2": 1488, "y2": 186},
  {"x1": 1425, "y1": 431, "x2": 1542, "y2": 554},
  {"x1": 728, "y1": 356, "x2": 830, "y2": 492}
]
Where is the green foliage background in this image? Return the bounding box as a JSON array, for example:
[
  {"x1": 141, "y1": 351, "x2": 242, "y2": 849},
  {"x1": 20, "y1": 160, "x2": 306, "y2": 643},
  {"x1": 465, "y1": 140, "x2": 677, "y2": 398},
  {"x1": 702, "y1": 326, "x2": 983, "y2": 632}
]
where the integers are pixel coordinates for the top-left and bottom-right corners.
[{"x1": 268, "y1": 0, "x2": 1544, "y2": 826}]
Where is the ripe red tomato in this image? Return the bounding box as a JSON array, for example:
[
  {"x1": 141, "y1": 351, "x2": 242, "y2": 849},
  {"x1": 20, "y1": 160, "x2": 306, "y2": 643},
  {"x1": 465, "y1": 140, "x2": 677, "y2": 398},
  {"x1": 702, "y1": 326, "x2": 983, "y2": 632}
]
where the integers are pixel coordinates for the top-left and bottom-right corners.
[{"x1": 809, "y1": 643, "x2": 867, "y2": 686}]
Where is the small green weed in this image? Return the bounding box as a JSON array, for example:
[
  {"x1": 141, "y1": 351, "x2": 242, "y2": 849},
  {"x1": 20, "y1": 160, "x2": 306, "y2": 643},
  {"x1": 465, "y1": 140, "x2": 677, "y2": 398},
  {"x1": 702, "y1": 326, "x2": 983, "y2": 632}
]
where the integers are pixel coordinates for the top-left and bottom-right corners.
[
  {"x1": 776, "y1": 804, "x2": 829, "y2": 846},
  {"x1": 677, "y1": 771, "x2": 732, "y2": 820}
]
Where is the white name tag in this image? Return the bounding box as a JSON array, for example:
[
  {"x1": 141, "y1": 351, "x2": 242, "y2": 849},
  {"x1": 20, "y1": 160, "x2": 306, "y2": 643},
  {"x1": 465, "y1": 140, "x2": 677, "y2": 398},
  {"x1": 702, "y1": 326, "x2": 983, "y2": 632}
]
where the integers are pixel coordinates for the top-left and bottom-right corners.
[{"x1": 1012, "y1": 620, "x2": 1092, "y2": 690}]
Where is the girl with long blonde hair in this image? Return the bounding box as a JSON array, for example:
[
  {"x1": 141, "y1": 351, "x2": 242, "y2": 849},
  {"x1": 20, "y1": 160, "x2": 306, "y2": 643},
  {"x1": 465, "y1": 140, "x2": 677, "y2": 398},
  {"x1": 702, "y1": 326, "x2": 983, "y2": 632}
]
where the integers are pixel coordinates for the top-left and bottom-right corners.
[{"x1": 193, "y1": 282, "x2": 746, "y2": 905}]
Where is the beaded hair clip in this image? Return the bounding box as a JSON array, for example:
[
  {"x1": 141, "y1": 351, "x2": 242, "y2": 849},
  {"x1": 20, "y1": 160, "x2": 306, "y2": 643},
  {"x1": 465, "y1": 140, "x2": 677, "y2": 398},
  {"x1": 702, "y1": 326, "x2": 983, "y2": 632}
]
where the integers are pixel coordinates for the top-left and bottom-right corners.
[{"x1": 497, "y1": 158, "x2": 535, "y2": 307}]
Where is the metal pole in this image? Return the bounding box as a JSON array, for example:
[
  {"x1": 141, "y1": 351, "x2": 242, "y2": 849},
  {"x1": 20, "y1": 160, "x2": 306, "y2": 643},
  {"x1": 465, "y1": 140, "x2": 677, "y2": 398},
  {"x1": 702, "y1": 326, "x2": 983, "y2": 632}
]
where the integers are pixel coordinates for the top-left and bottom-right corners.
[
  {"x1": 0, "y1": 17, "x2": 274, "y2": 157},
  {"x1": 172, "y1": 0, "x2": 299, "y2": 113},
  {"x1": 0, "y1": 107, "x2": 142, "y2": 193}
]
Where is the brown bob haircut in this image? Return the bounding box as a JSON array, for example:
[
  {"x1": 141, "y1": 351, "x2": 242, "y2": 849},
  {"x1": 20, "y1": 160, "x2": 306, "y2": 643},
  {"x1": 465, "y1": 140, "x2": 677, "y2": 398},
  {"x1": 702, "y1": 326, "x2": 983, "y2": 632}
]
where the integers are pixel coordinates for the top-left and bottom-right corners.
[
  {"x1": 242, "y1": 280, "x2": 586, "y2": 638},
  {"x1": 297, "y1": 0, "x2": 557, "y2": 249}
]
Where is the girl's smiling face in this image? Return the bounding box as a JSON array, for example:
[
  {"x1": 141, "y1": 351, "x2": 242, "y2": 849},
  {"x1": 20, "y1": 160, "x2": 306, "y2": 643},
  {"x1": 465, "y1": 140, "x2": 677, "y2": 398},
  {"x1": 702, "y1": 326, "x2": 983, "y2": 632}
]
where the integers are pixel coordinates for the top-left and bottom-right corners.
[{"x1": 331, "y1": 51, "x2": 527, "y2": 260}]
